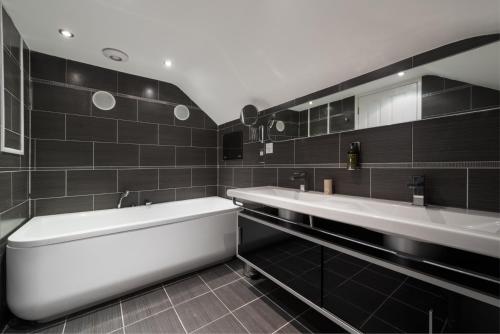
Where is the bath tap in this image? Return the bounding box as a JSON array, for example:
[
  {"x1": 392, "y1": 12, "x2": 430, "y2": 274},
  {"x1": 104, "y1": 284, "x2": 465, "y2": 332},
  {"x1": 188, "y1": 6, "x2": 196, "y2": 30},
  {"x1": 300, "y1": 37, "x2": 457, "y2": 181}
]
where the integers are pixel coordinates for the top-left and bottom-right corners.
[{"x1": 117, "y1": 190, "x2": 130, "y2": 208}]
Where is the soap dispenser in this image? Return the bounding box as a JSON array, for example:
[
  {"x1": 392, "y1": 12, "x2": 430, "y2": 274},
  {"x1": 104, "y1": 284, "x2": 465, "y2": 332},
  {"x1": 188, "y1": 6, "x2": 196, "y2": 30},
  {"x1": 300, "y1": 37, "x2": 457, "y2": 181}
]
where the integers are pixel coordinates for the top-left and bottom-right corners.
[{"x1": 347, "y1": 142, "x2": 360, "y2": 170}]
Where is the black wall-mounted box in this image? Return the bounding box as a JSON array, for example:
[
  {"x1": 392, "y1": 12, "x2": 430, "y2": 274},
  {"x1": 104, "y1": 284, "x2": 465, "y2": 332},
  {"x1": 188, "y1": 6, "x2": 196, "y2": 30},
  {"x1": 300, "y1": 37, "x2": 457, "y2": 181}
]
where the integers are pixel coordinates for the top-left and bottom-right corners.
[{"x1": 223, "y1": 131, "x2": 243, "y2": 160}]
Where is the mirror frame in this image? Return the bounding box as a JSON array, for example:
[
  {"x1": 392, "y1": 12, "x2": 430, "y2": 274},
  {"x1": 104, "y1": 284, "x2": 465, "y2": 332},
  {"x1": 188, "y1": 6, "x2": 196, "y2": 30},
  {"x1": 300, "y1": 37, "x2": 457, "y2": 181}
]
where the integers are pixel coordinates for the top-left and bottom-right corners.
[{"x1": 0, "y1": 3, "x2": 25, "y2": 155}]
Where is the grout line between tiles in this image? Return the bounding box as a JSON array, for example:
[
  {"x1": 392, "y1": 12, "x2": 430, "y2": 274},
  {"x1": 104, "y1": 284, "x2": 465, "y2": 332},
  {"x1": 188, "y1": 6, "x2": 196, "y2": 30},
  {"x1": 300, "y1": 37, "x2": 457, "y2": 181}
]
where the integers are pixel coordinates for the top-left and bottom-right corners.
[
  {"x1": 163, "y1": 287, "x2": 188, "y2": 334},
  {"x1": 119, "y1": 301, "x2": 125, "y2": 329},
  {"x1": 197, "y1": 274, "x2": 251, "y2": 334},
  {"x1": 61, "y1": 318, "x2": 67, "y2": 334}
]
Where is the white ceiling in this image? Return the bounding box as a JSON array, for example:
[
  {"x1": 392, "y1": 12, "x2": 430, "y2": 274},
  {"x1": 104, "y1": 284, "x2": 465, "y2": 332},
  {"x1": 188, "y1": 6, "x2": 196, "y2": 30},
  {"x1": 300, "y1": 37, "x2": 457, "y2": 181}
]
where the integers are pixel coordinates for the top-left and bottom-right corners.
[{"x1": 4, "y1": 0, "x2": 500, "y2": 124}]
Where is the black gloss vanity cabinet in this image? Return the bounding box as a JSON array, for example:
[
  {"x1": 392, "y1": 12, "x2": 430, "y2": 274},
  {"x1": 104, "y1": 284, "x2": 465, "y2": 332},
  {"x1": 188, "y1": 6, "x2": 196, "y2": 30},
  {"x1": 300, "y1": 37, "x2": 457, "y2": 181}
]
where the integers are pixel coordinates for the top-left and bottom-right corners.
[{"x1": 237, "y1": 208, "x2": 500, "y2": 334}]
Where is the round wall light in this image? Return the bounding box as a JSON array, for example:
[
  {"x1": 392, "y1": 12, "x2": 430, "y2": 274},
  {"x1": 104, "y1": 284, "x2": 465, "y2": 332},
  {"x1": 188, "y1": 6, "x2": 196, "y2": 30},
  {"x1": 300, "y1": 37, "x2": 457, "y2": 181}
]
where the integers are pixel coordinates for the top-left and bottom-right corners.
[
  {"x1": 102, "y1": 48, "x2": 129, "y2": 62},
  {"x1": 174, "y1": 105, "x2": 190, "y2": 121},
  {"x1": 92, "y1": 91, "x2": 116, "y2": 110}
]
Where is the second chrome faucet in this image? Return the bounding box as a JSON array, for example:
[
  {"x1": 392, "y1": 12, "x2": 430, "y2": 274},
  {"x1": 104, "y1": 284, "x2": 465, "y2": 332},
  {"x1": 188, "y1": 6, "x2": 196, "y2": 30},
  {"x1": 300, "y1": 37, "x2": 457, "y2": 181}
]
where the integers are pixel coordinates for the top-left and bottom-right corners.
[{"x1": 290, "y1": 171, "x2": 308, "y2": 192}]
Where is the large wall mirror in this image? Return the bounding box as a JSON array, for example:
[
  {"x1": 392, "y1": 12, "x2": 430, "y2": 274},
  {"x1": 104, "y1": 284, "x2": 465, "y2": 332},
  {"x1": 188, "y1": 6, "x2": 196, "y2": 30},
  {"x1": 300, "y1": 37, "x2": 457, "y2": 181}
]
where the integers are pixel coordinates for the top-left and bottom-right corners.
[
  {"x1": 249, "y1": 37, "x2": 499, "y2": 142},
  {"x1": 0, "y1": 5, "x2": 25, "y2": 155}
]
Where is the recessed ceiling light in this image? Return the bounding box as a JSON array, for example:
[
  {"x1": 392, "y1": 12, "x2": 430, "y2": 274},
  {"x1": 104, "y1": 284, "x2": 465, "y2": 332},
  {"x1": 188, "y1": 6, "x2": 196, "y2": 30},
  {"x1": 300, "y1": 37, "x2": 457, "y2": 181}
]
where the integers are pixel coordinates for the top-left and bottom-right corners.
[
  {"x1": 164, "y1": 59, "x2": 173, "y2": 68},
  {"x1": 397, "y1": 71, "x2": 405, "y2": 77},
  {"x1": 308, "y1": 101, "x2": 313, "y2": 105},
  {"x1": 58, "y1": 29, "x2": 74, "y2": 38}
]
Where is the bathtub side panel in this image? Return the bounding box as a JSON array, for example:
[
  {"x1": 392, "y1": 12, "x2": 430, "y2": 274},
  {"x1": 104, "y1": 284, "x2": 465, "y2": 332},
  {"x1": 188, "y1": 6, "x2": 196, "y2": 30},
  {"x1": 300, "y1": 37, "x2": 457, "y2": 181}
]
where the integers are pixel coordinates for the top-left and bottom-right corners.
[{"x1": 7, "y1": 211, "x2": 237, "y2": 321}]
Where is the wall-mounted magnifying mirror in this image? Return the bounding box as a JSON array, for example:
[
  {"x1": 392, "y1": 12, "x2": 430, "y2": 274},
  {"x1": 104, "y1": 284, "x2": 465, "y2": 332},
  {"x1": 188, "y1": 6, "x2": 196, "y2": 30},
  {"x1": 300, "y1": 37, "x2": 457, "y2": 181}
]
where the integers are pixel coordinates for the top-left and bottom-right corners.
[
  {"x1": 240, "y1": 104, "x2": 258, "y2": 126},
  {"x1": 92, "y1": 91, "x2": 116, "y2": 110},
  {"x1": 0, "y1": 6, "x2": 25, "y2": 155}
]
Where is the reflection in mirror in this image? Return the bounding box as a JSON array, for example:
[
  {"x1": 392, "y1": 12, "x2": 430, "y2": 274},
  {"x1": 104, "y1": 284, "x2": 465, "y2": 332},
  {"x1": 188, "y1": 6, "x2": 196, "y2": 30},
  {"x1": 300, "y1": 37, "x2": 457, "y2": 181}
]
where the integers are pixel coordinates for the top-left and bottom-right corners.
[
  {"x1": 265, "y1": 39, "x2": 499, "y2": 142},
  {"x1": 0, "y1": 6, "x2": 24, "y2": 155}
]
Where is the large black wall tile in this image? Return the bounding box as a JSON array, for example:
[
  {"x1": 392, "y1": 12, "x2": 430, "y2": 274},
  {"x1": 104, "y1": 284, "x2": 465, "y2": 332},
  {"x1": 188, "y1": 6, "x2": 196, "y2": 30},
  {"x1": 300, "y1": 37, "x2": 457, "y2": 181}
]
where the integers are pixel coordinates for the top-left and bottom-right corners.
[
  {"x1": 175, "y1": 187, "x2": 206, "y2": 200},
  {"x1": 66, "y1": 60, "x2": 117, "y2": 92},
  {"x1": 174, "y1": 108, "x2": 204, "y2": 128},
  {"x1": 422, "y1": 87, "x2": 471, "y2": 118},
  {"x1": 159, "y1": 82, "x2": 196, "y2": 106},
  {"x1": 140, "y1": 145, "x2": 175, "y2": 166},
  {"x1": 118, "y1": 169, "x2": 158, "y2": 191},
  {"x1": 471, "y1": 86, "x2": 500, "y2": 109},
  {"x1": 92, "y1": 96, "x2": 137, "y2": 121},
  {"x1": 30, "y1": 52, "x2": 66, "y2": 82},
  {"x1": 94, "y1": 192, "x2": 139, "y2": 210},
  {"x1": 36, "y1": 140, "x2": 93, "y2": 167},
  {"x1": 252, "y1": 168, "x2": 277, "y2": 187},
  {"x1": 159, "y1": 125, "x2": 191, "y2": 146},
  {"x1": 94, "y1": 143, "x2": 138, "y2": 167},
  {"x1": 30, "y1": 171, "x2": 65, "y2": 199},
  {"x1": 67, "y1": 170, "x2": 117, "y2": 196},
  {"x1": 413, "y1": 110, "x2": 499, "y2": 162},
  {"x1": 117, "y1": 73, "x2": 158, "y2": 99},
  {"x1": 242, "y1": 142, "x2": 264, "y2": 165},
  {"x1": 31, "y1": 110, "x2": 65, "y2": 140},
  {"x1": 192, "y1": 129, "x2": 217, "y2": 147},
  {"x1": 277, "y1": 168, "x2": 314, "y2": 190},
  {"x1": 266, "y1": 140, "x2": 295, "y2": 165},
  {"x1": 205, "y1": 148, "x2": 217, "y2": 165},
  {"x1": 219, "y1": 168, "x2": 233, "y2": 186},
  {"x1": 66, "y1": 115, "x2": 117, "y2": 142},
  {"x1": 234, "y1": 168, "x2": 252, "y2": 187},
  {"x1": 159, "y1": 169, "x2": 191, "y2": 188},
  {"x1": 138, "y1": 101, "x2": 174, "y2": 124},
  {"x1": 118, "y1": 121, "x2": 157, "y2": 144},
  {"x1": 192, "y1": 168, "x2": 217, "y2": 186},
  {"x1": 314, "y1": 168, "x2": 370, "y2": 196},
  {"x1": 0, "y1": 173, "x2": 11, "y2": 212},
  {"x1": 35, "y1": 196, "x2": 93, "y2": 216},
  {"x1": 371, "y1": 168, "x2": 467, "y2": 207},
  {"x1": 468, "y1": 169, "x2": 500, "y2": 212},
  {"x1": 11, "y1": 171, "x2": 27, "y2": 205},
  {"x1": 295, "y1": 134, "x2": 339, "y2": 164},
  {"x1": 139, "y1": 189, "x2": 175, "y2": 205},
  {"x1": 176, "y1": 147, "x2": 205, "y2": 166},
  {"x1": 340, "y1": 123, "x2": 412, "y2": 163},
  {"x1": 33, "y1": 82, "x2": 91, "y2": 115}
]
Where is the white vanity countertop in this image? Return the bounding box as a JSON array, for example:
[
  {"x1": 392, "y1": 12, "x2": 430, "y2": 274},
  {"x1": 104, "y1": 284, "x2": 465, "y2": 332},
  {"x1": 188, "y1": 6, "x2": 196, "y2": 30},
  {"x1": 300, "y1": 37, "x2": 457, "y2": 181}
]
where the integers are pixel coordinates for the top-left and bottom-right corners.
[{"x1": 227, "y1": 186, "x2": 500, "y2": 258}]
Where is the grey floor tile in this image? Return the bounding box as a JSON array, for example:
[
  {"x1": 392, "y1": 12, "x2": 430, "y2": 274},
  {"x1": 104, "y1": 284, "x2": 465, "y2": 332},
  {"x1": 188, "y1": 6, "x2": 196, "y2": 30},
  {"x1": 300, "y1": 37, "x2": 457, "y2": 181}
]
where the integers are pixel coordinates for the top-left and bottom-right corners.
[
  {"x1": 226, "y1": 259, "x2": 245, "y2": 276},
  {"x1": 33, "y1": 322, "x2": 66, "y2": 334},
  {"x1": 175, "y1": 292, "x2": 229, "y2": 332},
  {"x1": 124, "y1": 308, "x2": 184, "y2": 334},
  {"x1": 199, "y1": 265, "x2": 240, "y2": 289},
  {"x1": 233, "y1": 297, "x2": 292, "y2": 334},
  {"x1": 4, "y1": 321, "x2": 65, "y2": 334},
  {"x1": 165, "y1": 276, "x2": 210, "y2": 305},
  {"x1": 192, "y1": 314, "x2": 247, "y2": 334},
  {"x1": 214, "y1": 279, "x2": 262, "y2": 311},
  {"x1": 276, "y1": 321, "x2": 311, "y2": 334},
  {"x1": 121, "y1": 287, "x2": 172, "y2": 325},
  {"x1": 64, "y1": 302, "x2": 122, "y2": 334}
]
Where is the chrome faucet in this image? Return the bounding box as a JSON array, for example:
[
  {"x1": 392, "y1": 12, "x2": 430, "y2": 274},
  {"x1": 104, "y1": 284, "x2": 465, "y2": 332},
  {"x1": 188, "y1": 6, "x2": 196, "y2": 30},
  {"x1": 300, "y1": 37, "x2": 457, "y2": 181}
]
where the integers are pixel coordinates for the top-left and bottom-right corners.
[
  {"x1": 117, "y1": 190, "x2": 130, "y2": 208},
  {"x1": 290, "y1": 171, "x2": 308, "y2": 192},
  {"x1": 408, "y1": 176, "x2": 425, "y2": 206}
]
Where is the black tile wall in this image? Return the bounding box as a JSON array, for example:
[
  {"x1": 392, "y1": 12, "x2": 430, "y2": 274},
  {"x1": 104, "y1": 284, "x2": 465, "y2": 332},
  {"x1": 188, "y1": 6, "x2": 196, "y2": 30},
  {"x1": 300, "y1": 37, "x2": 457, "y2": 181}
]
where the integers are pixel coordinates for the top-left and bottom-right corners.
[
  {"x1": 30, "y1": 52, "x2": 218, "y2": 216},
  {"x1": 218, "y1": 106, "x2": 499, "y2": 211}
]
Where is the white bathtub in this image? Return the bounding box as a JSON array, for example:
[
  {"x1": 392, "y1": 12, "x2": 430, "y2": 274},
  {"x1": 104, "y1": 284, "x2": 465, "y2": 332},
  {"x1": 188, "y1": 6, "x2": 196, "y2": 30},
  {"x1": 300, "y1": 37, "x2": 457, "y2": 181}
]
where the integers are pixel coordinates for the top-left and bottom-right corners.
[{"x1": 7, "y1": 197, "x2": 239, "y2": 321}]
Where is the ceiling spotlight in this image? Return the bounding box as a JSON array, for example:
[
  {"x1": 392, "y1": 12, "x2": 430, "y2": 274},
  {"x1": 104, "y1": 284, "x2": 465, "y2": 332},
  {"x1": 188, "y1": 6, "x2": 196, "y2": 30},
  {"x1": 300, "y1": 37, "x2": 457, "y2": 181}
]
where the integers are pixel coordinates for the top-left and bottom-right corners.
[
  {"x1": 164, "y1": 59, "x2": 173, "y2": 68},
  {"x1": 397, "y1": 71, "x2": 405, "y2": 77},
  {"x1": 102, "y1": 48, "x2": 129, "y2": 62},
  {"x1": 58, "y1": 29, "x2": 74, "y2": 38},
  {"x1": 308, "y1": 101, "x2": 313, "y2": 105}
]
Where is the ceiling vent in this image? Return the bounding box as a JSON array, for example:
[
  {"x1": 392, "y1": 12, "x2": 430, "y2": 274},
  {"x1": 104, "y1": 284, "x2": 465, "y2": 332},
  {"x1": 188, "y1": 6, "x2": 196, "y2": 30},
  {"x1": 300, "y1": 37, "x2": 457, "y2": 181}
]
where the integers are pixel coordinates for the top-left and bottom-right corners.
[{"x1": 102, "y1": 48, "x2": 129, "y2": 62}]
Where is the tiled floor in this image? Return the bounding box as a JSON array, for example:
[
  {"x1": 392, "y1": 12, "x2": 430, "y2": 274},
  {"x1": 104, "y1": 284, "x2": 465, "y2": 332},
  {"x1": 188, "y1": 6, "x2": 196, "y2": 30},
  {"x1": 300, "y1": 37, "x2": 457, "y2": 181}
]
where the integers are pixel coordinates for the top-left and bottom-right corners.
[{"x1": 3, "y1": 259, "x2": 346, "y2": 334}]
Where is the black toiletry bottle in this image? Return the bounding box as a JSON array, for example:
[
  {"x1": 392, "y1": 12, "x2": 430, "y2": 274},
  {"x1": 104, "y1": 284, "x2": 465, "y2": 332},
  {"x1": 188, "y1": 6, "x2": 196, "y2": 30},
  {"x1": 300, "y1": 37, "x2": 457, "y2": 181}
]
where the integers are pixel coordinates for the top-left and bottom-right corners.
[{"x1": 347, "y1": 143, "x2": 359, "y2": 170}]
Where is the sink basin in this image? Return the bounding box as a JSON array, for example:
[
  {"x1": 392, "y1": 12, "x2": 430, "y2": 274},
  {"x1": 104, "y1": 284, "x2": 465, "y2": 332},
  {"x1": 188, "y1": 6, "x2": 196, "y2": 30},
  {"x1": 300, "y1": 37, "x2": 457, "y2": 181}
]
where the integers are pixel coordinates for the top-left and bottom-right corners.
[{"x1": 227, "y1": 186, "x2": 500, "y2": 258}]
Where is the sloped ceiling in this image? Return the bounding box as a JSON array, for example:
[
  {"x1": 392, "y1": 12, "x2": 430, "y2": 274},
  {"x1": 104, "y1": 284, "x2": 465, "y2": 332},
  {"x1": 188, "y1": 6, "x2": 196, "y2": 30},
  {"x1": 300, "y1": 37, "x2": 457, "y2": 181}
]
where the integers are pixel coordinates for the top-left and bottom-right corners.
[{"x1": 4, "y1": 0, "x2": 500, "y2": 124}]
